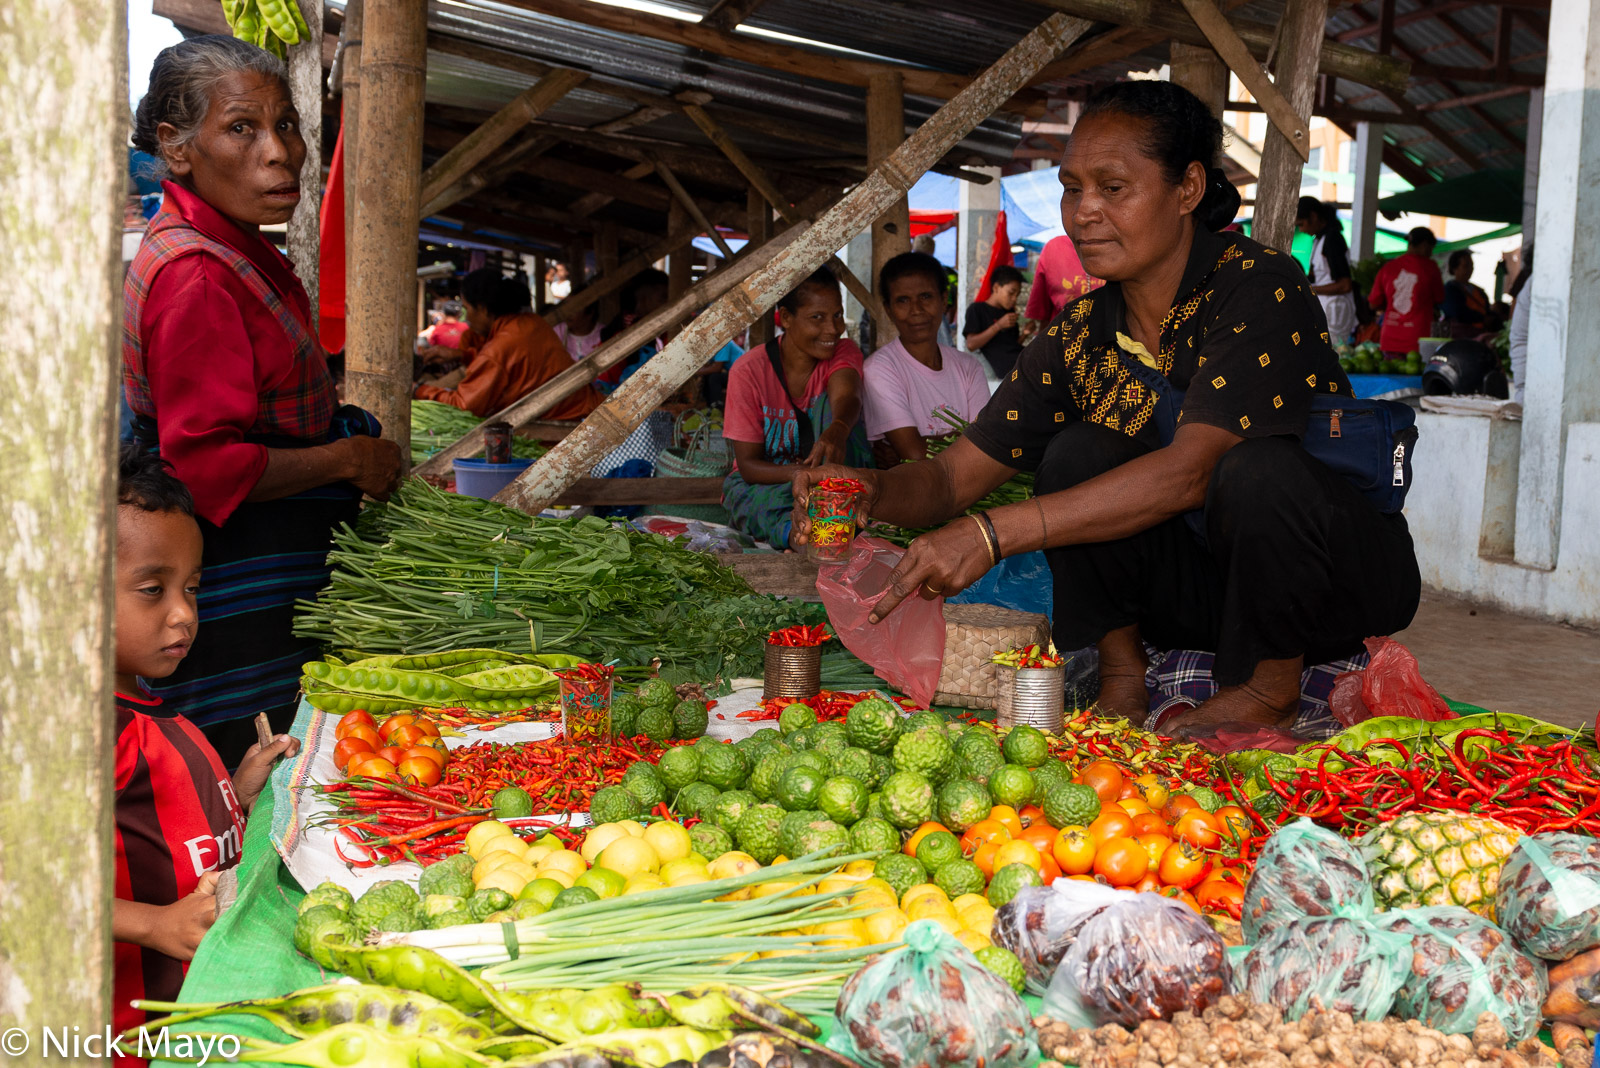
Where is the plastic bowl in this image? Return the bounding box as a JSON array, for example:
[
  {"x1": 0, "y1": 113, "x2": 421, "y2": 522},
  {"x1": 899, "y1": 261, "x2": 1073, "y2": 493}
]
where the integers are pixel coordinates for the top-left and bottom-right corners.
[{"x1": 453, "y1": 457, "x2": 534, "y2": 499}]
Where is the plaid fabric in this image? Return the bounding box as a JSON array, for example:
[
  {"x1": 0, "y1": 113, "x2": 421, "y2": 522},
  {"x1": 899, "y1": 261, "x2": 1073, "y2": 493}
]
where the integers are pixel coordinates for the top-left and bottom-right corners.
[
  {"x1": 1144, "y1": 647, "x2": 1371, "y2": 740},
  {"x1": 123, "y1": 193, "x2": 336, "y2": 440}
]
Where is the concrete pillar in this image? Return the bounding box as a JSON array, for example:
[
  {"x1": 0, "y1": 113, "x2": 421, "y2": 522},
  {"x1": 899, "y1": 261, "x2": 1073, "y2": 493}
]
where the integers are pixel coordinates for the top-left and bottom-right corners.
[
  {"x1": 1522, "y1": 87, "x2": 1544, "y2": 249},
  {"x1": 1350, "y1": 122, "x2": 1384, "y2": 262},
  {"x1": 843, "y1": 229, "x2": 872, "y2": 339},
  {"x1": 1515, "y1": 1, "x2": 1600, "y2": 569},
  {"x1": 956, "y1": 166, "x2": 1003, "y2": 336}
]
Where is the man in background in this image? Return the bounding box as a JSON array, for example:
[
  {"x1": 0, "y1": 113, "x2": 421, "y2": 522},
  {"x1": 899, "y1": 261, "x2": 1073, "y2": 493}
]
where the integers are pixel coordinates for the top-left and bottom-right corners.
[{"x1": 1368, "y1": 227, "x2": 1445, "y2": 358}]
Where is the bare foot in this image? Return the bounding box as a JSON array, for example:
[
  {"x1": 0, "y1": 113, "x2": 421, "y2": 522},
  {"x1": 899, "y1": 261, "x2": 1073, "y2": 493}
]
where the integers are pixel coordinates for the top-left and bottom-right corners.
[
  {"x1": 1092, "y1": 673, "x2": 1150, "y2": 721},
  {"x1": 1167, "y1": 682, "x2": 1296, "y2": 738}
]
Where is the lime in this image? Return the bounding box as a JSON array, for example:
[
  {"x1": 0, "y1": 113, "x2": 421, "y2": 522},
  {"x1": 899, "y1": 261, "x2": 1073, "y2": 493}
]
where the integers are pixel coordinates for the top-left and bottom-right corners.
[
  {"x1": 988, "y1": 764, "x2": 1037, "y2": 810},
  {"x1": 687, "y1": 822, "x2": 733, "y2": 860},
  {"x1": 518, "y1": 878, "x2": 564, "y2": 908},
  {"x1": 1042, "y1": 783, "x2": 1101, "y2": 829},
  {"x1": 880, "y1": 770, "x2": 934, "y2": 829},
  {"x1": 1000, "y1": 725, "x2": 1049, "y2": 768},
  {"x1": 849, "y1": 817, "x2": 901, "y2": 857},
  {"x1": 937, "y1": 778, "x2": 992, "y2": 832},
  {"x1": 775, "y1": 765, "x2": 826, "y2": 812},
  {"x1": 914, "y1": 830, "x2": 962, "y2": 872},
  {"x1": 818, "y1": 776, "x2": 870, "y2": 826},
  {"x1": 778, "y1": 703, "x2": 818, "y2": 734},
  {"x1": 491, "y1": 786, "x2": 534, "y2": 819},
  {"x1": 986, "y1": 863, "x2": 1043, "y2": 907},
  {"x1": 845, "y1": 697, "x2": 901, "y2": 754},
  {"x1": 874, "y1": 853, "x2": 926, "y2": 898},
  {"x1": 551, "y1": 886, "x2": 601, "y2": 910},
  {"x1": 574, "y1": 867, "x2": 626, "y2": 900},
  {"x1": 975, "y1": 946, "x2": 1026, "y2": 992},
  {"x1": 934, "y1": 859, "x2": 987, "y2": 899}
]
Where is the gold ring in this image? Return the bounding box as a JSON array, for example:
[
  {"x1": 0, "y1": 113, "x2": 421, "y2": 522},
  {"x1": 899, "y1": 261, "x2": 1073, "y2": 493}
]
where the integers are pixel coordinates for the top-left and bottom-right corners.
[{"x1": 921, "y1": 581, "x2": 942, "y2": 596}]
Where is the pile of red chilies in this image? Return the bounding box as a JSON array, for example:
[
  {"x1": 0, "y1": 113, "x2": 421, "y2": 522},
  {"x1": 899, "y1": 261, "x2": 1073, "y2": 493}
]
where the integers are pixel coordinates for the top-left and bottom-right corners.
[
  {"x1": 553, "y1": 662, "x2": 614, "y2": 688},
  {"x1": 315, "y1": 735, "x2": 674, "y2": 866},
  {"x1": 427, "y1": 706, "x2": 555, "y2": 730},
  {"x1": 766, "y1": 623, "x2": 832, "y2": 647},
  {"x1": 814, "y1": 476, "x2": 867, "y2": 495},
  {"x1": 737, "y1": 689, "x2": 920, "y2": 721},
  {"x1": 1229, "y1": 728, "x2": 1600, "y2": 838}
]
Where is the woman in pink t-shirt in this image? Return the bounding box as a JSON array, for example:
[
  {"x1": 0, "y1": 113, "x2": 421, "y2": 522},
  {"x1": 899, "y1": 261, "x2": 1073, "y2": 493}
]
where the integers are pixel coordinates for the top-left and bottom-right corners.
[{"x1": 722, "y1": 267, "x2": 869, "y2": 546}]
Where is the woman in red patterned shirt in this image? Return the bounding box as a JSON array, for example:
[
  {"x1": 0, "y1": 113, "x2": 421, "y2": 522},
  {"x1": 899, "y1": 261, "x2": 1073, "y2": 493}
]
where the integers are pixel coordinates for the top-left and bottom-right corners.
[{"x1": 124, "y1": 37, "x2": 402, "y2": 766}]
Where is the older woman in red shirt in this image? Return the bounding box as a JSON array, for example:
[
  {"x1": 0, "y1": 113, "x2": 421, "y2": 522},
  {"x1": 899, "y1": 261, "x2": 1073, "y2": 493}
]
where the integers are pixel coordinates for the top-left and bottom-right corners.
[{"x1": 124, "y1": 36, "x2": 401, "y2": 766}]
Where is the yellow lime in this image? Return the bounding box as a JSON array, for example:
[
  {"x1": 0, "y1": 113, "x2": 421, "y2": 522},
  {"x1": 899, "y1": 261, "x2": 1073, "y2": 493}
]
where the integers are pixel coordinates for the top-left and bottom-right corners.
[
  {"x1": 535, "y1": 867, "x2": 576, "y2": 889},
  {"x1": 952, "y1": 893, "x2": 990, "y2": 913},
  {"x1": 905, "y1": 896, "x2": 957, "y2": 922},
  {"x1": 808, "y1": 919, "x2": 866, "y2": 949},
  {"x1": 465, "y1": 820, "x2": 516, "y2": 857},
  {"x1": 684, "y1": 852, "x2": 709, "y2": 868},
  {"x1": 575, "y1": 867, "x2": 627, "y2": 899},
  {"x1": 863, "y1": 908, "x2": 910, "y2": 945},
  {"x1": 706, "y1": 851, "x2": 760, "y2": 881},
  {"x1": 857, "y1": 877, "x2": 898, "y2": 898},
  {"x1": 751, "y1": 878, "x2": 806, "y2": 899},
  {"x1": 614, "y1": 820, "x2": 647, "y2": 838},
  {"x1": 522, "y1": 845, "x2": 554, "y2": 868},
  {"x1": 922, "y1": 913, "x2": 963, "y2": 937},
  {"x1": 771, "y1": 854, "x2": 790, "y2": 866},
  {"x1": 957, "y1": 904, "x2": 997, "y2": 937},
  {"x1": 955, "y1": 928, "x2": 992, "y2": 952},
  {"x1": 581, "y1": 824, "x2": 632, "y2": 864},
  {"x1": 623, "y1": 872, "x2": 667, "y2": 895},
  {"x1": 473, "y1": 852, "x2": 527, "y2": 884},
  {"x1": 537, "y1": 849, "x2": 587, "y2": 880},
  {"x1": 901, "y1": 883, "x2": 950, "y2": 912},
  {"x1": 663, "y1": 867, "x2": 709, "y2": 888},
  {"x1": 850, "y1": 887, "x2": 899, "y2": 910},
  {"x1": 477, "y1": 865, "x2": 533, "y2": 897},
  {"x1": 642, "y1": 821, "x2": 692, "y2": 864},
  {"x1": 518, "y1": 878, "x2": 564, "y2": 907},
  {"x1": 597, "y1": 836, "x2": 660, "y2": 879},
  {"x1": 532, "y1": 833, "x2": 562, "y2": 850},
  {"x1": 818, "y1": 874, "x2": 869, "y2": 895},
  {"x1": 659, "y1": 857, "x2": 708, "y2": 884},
  {"x1": 843, "y1": 860, "x2": 878, "y2": 878}
]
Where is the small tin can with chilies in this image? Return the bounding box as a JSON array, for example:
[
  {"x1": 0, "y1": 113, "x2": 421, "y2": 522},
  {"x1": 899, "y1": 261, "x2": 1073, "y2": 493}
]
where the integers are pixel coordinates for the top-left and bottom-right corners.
[{"x1": 484, "y1": 422, "x2": 514, "y2": 464}]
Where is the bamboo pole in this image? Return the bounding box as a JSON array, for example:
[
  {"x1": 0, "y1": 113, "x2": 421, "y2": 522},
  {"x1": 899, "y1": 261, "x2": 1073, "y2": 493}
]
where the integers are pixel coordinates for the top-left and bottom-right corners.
[
  {"x1": 679, "y1": 102, "x2": 888, "y2": 327},
  {"x1": 655, "y1": 159, "x2": 735, "y2": 259},
  {"x1": 345, "y1": 0, "x2": 427, "y2": 464},
  {"x1": 868, "y1": 70, "x2": 910, "y2": 343},
  {"x1": 418, "y1": 68, "x2": 587, "y2": 209},
  {"x1": 414, "y1": 216, "x2": 812, "y2": 477},
  {"x1": 1250, "y1": 0, "x2": 1329, "y2": 252},
  {"x1": 287, "y1": 0, "x2": 324, "y2": 312},
  {"x1": 1, "y1": 0, "x2": 121, "y2": 1033},
  {"x1": 496, "y1": 13, "x2": 1092, "y2": 514}
]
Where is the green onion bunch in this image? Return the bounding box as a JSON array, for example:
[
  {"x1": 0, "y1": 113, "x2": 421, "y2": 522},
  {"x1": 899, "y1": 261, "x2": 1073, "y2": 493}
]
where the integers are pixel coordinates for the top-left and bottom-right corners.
[{"x1": 410, "y1": 400, "x2": 548, "y2": 467}]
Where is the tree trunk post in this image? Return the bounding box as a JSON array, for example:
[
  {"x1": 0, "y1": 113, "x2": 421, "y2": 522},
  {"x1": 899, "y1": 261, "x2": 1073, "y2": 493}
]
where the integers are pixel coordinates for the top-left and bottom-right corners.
[
  {"x1": 597, "y1": 222, "x2": 620, "y2": 323},
  {"x1": 748, "y1": 188, "x2": 774, "y2": 345},
  {"x1": 868, "y1": 70, "x2": 909, "y2": 341},
  {"x1": 1251, "y1": 0, "x2": 1328, "y2": 253},
  {"x1": 1169, "y1": 42, "x2": 1229, "y2": 117},
  {"x1": 341, "y1": 0, "x2": 363, "y2": 253},
  {"x1": 0, "y1": 0, "x2": 123, "y2": 1040},
  {"x1": 667, "y1": 200, "x2": 691, "y2": 305},
  {"x1": 345, "y1": 0, "x2": 427, "y2": 464},
  {"x1": 287, "y1": 0, "x2": 324, "y2": 312}
]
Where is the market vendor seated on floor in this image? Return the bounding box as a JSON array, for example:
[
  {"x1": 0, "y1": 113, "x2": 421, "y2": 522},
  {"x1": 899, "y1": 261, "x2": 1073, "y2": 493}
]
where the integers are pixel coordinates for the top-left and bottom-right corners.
[
  {"x1": 721, "y1": 267, "x2": 870, "y2": 547},
  {"x1": 413, "y1": 268, "x2": 601, "y2": 420},
  {"x1": 791, "y1": 80, "x2": 1421, "y2": 736}
]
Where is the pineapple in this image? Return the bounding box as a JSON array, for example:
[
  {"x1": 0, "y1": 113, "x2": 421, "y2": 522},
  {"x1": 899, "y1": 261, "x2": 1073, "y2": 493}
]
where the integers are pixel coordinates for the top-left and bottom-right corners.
[{"x1": 1359, "y1": 811, "x2": 1522, "y2": 918}]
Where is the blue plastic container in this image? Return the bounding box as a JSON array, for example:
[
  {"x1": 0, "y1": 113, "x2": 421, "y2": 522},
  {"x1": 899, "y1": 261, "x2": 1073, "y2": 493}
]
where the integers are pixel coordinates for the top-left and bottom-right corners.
[{"x1": 453, "y1": 457, "x2": 533, "y2": 499}]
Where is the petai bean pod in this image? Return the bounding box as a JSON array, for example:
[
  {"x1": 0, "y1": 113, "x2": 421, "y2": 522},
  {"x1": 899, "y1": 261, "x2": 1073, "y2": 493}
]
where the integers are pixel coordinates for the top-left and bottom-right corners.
[{"x1": 132, "y1": 984, "x2": 493, "y2": 1047}]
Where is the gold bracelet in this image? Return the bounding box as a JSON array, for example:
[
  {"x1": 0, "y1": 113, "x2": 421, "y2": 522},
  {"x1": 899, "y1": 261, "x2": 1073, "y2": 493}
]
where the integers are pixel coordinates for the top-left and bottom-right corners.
[{"x1": 969, "y1": 514, "x2": 999, "y2": 566}]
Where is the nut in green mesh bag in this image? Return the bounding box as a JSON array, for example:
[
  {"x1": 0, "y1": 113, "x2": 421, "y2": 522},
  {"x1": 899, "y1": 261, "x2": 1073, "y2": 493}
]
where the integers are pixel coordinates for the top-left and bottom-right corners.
[
  {"x1": 1242, "y1": 818, "x2": 1374, "y2": 943},
  {"x1": 829, "y1": 919, "x2": 1037, "y2": 1068},
  {"x1": 1494, "y1": 832, "x2": 1600, "y2": 961},
  {"x1": 1373, "y1": 905, "x2": 1547, "y2": 1041},
  {"x1": 1237, "y1": 916, "x2": 1412, "y2": 1022}
]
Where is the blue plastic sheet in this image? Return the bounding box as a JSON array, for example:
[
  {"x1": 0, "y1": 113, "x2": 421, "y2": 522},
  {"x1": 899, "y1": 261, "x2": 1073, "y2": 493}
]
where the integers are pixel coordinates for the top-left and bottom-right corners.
[{"x1": 948, "y1": 550, "x2": 1053, "y2": 618}]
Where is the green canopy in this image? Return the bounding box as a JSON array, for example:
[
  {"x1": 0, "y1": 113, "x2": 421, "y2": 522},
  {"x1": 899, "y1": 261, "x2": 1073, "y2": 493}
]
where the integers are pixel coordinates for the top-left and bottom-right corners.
[
  {"x1": 1377, "y1": 169, "x2": 1525, "y2": 225},
  {"x1": 1237, "y1": 221, "x2": 1408, "y2": 272}
]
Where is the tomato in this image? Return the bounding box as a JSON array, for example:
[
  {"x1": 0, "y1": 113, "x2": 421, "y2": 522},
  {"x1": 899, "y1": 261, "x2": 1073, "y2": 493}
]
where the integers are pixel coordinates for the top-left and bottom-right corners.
[
  {"x1": 402, "y1": 745, "x2": 447, "y2": 769},
  {"x1": 1135, "y1": 833, "x2": 1173, "y2": 871},
  {"x1": 1157, "y1": 840, "x2": 1211, "y2": 890},
  {"x1": 387, "y1": 724, "x2": 426, "y2": 749},
  {"x1": 412, "y1": 719, "x2": 442, "y2": 738},
  {"x1": 1196, "y1": 878, "x2": 1245, "y2": 917},
  {"x1": 1018, "y1": 804, "x2": 1046, "y2": 828},
  {"x1": 1051, "y1": 828, "x2": 1096, "y2": 875},
  {"x1": 1039, "y1": 852, "x2": 1063, "y2": 886},
  {"x1": 1128, "y1": 812, "x2": 1172, "y2": 838},
  {"x1": 398, "y1": 756, "x2": 442, "y2": 787},
  {"x1": 335, "y1": 710, "x2": 377, "y2": 740},
  {"x1": 1080, "y1": 760, "x2": 1125, "y2": 804},
  {"x1": 1092, "y1": 837, "x2": 1148, "y2": 887},
  {"x1": 988, "y1": 806, "x2": 1022, "y2": 837},
  {"x1": 971, "y1": 840, "x2": 1003, "y2": 879},
  {"x1": 1116, "y1": 779, "x2": 1142, "y2": 801},
  {"x1": 376, "y1": 745, "x2": 406, "y2": 766},
  {"x1": 993, "y1": 839, "x2": 1043, "y2": 873},
  {"x1": 1200, "y1": 866, "x2": 1246, "y2": 888},
  {"x1": 1159, "y1": 886, "x2": 1201, "y2": 911},
  {"x1": 1132, "y1": 874, "x2": 1162, "y2": 894},
  {"x1": 1215, "y1": 805, "x2": 1252, "y2": 840},
  {"x1": 1133, "y1": 773, "x2": 1170, "y2": 810},
  {"x1": 377, "y1": 713, "x2": 417, "y2": 742},
  {"x1": 960, "y1": 819, "x2": 1012, "y2": 853},
  {"x1": 349, "y1": 756, "x2": 398, "y2": 781},
  {"x1": 1117, "y1": 798, "x2": 1153, "y2": 817},
  {"x1": 1086, "y1": 809, "x2": 1133, "y2": 846},
  {"x1": 412, "y1": 736, "x2": 448, "y2": 757},
  {"x1": 341, "y1": 724, "x2": 381, "y2": 750},
  {"x1": 904, "y1": 822, "x2": 948, "y2": 857},
  {"x1": 1174, "y1": 809, "x2": 1223, "y2": 851},
  {"x1": 1067, "y1": 874, "x2": 1099, "y2": 883},
  {"x1": 333, "y1": 736, "x2": 375, "y2": 769},
  {"x1": 1020, "y1": 820, "x2": 1058, "y2": 856},
  {"x1": 1163, "y1": 794, "x2": 1201, "y2": 822}
]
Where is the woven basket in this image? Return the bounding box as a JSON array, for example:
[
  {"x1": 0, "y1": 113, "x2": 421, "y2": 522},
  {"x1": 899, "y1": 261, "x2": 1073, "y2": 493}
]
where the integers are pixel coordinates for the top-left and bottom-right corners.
[
  {"x1": 650, "y1": 409, "x2": 732, "y2": 522},
  {"x1": 934, "y1": 602, "x2": 1052, "y2": 709}
]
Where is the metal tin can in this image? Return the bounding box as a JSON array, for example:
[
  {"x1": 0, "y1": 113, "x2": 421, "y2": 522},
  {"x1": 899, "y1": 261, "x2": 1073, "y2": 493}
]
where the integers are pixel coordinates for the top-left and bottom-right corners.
[
  {"x1": 996, "y1": 664, "x2": 1066, "y2": 732},
  {"x1": 484, "y1": 422, "x2": 513, "y2": 464},
  {"x1": 763, "y1": 644, "x2": 823, "y2": 701}
]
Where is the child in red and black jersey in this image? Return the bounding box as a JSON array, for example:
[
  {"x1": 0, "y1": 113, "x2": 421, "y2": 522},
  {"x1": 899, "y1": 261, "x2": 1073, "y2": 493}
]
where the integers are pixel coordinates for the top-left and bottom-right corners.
[{"x1": 112, "y1": 449, "x2": 300, "y2": 1057}]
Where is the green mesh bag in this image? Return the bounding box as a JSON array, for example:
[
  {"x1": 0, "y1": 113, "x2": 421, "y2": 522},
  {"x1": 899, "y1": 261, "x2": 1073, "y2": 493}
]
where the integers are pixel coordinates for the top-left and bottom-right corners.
[
  {"x1": 1237, "y1": 916, "x2": 1412, "y2": 1021},
  {"x1": 1495, "y1": 832, "x2": 1600, "y2": 962},
  {"x1": 1242, "y1": 818, "x2": 1374, "y2": 943},
  {"x1": 829, "y1": 919, "x2": 1037, "y2": 1068}
]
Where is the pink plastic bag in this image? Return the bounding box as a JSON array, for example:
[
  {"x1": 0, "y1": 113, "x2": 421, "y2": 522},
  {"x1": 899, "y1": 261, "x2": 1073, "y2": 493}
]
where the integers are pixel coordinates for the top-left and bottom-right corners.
[
  {"x1": 815, "y1": 536, "x2": 946, "y2": 707},
  {"x1": 1328, "y1": 671, "x2": 1372, "y2": 728},
  {"x1": 1332, "y1": 637, "x2": 1455, "y2": 726}
]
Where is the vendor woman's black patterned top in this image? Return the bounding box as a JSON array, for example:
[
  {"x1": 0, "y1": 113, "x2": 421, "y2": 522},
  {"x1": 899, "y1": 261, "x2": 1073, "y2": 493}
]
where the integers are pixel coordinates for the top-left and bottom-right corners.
[{"x1": 966, "y1": 228, "x2": 1354, "y2": 471}]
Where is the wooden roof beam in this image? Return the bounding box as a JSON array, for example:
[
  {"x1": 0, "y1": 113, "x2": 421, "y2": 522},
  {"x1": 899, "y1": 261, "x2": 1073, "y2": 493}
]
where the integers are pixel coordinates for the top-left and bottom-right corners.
[
  {"x1": 703, "y1": 0, "x2": 771, "y2": 32},
  {"x1": 1405, "y1": 60, "x2": 1542, "y2": 86},
  {"x1": 420, "y1": 132, "x2": 557, "y2": 218},
  {"x1": 568, "y1": 161, "x2": 655, "y2": 221}
]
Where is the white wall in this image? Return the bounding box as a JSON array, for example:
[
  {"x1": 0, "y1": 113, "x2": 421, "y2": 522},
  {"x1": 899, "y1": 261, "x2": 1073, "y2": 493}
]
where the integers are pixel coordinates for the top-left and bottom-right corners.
[{"x1": 1405, "y1": 412, "x2": 1600, "y2": 627}]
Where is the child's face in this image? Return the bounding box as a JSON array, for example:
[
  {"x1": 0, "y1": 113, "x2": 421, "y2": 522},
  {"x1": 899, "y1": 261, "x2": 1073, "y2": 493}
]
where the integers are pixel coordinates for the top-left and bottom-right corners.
[{"x1": 115, "y1": 506, "x2": 203, "y2": 682}]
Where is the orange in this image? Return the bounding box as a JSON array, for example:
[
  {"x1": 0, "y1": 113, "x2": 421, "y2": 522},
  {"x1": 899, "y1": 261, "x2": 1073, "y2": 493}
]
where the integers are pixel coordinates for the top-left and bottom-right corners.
[{"x1": 987, "y1": 806, "x2": 1022, "y2": 837}]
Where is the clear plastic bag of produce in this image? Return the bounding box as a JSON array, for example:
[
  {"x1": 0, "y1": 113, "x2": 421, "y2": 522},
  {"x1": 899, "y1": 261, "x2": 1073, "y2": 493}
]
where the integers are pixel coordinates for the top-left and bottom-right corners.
[
  {"x1": 991, "y1": 881, "x2": 1124, "y2": 994},
  {"x1": 1373, "y1": 905, "x2": 1547, "y2": 1040},
  {"x1": 1041, "y1": 892, "x2": 1233, "y2": 1028},
  {"x1": 816, "y1": 537, "x2": 946, "y2": 707},
  {"x1": 1495, "y1": 832, "x2": 1600, "y2": 961},
  {"x1": 1241, "y1": 818, "x2": 1374, "y2": 943},
  {"x1": 830, "y1": 918, "x2": 1037, "y2": 1068},
  {"x1": 1236, "y1": 916, "x2": 1412, "y2": 1021}
]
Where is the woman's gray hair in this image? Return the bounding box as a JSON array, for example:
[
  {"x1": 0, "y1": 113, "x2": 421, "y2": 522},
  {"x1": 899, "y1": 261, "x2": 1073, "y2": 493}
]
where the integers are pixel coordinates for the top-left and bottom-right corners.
[{"x1": 132, "y1": 35, "x2": 287, "y2": 177}]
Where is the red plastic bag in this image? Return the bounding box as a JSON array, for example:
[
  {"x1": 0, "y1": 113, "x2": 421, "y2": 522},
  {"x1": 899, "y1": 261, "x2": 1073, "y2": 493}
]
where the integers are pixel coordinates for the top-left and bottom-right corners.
[
  {"x1": 816, "y1": 536, "x2": 946, "y2": 707},
  {"x1": 1354, "y1": 637, "x2": 1454, "y2": 723},
  {"x1": 1328, "y1": 671, "x2": 1371, "y2": 728}
]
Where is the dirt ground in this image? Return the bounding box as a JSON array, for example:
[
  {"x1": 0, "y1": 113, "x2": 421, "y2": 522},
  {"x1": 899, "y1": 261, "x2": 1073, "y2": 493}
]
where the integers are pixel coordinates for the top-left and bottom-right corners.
[{"x1": 1394, "y1": 589, "x2": 1600, "y2": 730}]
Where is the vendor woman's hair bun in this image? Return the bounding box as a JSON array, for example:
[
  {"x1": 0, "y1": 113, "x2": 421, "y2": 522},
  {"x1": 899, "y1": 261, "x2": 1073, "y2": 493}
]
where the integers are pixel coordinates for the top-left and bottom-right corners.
[
  {"x1": 1078, "y1": 81, "x2": 1241, "y2": 232},
  {"x1": 132, "y1": 35, "x2": 287, "y2": 174}
]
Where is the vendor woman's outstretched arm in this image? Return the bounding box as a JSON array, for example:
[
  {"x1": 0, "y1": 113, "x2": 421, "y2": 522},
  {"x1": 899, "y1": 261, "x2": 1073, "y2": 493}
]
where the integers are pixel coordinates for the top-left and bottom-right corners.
[{"x1": 792, "y1": 436, "x2": 1018, "y2": 538}]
